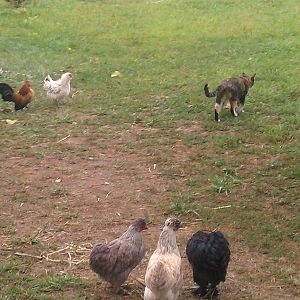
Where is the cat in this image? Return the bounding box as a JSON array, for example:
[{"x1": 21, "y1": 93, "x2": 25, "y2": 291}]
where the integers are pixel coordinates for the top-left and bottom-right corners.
[{"x1": 204, "y1": 73, "x2": 256, "y2": 122}]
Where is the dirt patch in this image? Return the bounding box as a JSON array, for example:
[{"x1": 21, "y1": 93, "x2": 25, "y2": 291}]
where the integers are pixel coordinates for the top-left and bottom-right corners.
[
  {"x1": 0, "y1": 125, "x2": 298, "y2": 300},
  {"x1": 175, "y1": 121, "x2": 205, "y2": 134}
]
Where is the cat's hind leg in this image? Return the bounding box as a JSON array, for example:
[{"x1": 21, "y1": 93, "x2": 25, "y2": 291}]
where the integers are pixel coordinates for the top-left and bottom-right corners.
[
  {"x1": 230, "y1": 99, "x2": 238, "y2": 117},
  {"x1": 215, "y1": 102, "x2": 222, "y2": 122},
  {"x1": 237, "y1": 104, "x2": 245, "y2": 114},
  {"x1": 215, "y1": 94, "x2": 224, "y2": 122}
]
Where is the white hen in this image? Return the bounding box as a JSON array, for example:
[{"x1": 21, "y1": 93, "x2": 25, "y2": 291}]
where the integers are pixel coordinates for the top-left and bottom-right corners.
[
  {"x1": 144, "y1": 217, "x2": 183, "y2": 300},
  {"x1": 43, "y1": 72, "x2": 73, "y2": 105}
]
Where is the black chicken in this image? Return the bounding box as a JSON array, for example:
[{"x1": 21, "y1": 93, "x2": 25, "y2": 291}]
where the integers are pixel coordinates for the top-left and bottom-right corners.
[{"x1": 186, "y1": 230, "x2": 230, "y2": 298}]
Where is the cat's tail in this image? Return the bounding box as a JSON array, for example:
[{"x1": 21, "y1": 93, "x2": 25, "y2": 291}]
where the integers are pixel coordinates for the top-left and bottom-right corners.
[{"x1": 204, "y1": 84, "x2": 216, "y2": 98}]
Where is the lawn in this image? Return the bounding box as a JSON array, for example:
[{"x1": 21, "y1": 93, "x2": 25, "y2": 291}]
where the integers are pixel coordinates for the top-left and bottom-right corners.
[{"x1": 0, "y1": 0, "x2": 299, "y2": 299}]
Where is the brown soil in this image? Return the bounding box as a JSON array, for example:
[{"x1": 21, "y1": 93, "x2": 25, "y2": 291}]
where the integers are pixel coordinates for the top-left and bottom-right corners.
[{"x1": 0, "y1": 124, "x2": 298, "y2": 300}]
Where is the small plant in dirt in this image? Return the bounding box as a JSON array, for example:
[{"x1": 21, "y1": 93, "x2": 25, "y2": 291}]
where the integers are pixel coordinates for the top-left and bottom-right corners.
[
  {"x1": 61, "y1": 211, "x2": 79, "y2": 220},
  {"x1": 11, "y1": 230, "x2": 44, "y2": 246},
  {"x1": 1, "y1": 274, "x2": 89, "y2": 298},
  {"x1": 51, "y1": 187, "x2": 70, "y2": 197},
  {"x1": 215, "y1": 133, "x2": 242, "y2": 148},
  {"x1": 2, "y1": 224, "x2": 16, "y2": 235},
  {"x1": 209, "y1": 168, "x2": 238, "y2": 195},
  {"x1": 170, "y1": 199, "x2": 200, "y2": 217},
  {"x1": 0, "y1": 257, "x2": 28, "y2": 274}
]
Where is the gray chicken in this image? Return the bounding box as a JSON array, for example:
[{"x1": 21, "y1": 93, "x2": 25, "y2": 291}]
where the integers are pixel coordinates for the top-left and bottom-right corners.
[
  {"x1": 144, "y1": 217, "x2": 183, "y2": 300},
  {"x1": 89, "y1": 218, "x2": 147, "y2": 294}
]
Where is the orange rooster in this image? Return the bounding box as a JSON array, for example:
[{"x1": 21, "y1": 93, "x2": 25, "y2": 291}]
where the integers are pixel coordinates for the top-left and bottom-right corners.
[{"x1": 0, "y1": 81, "x2": 34, "y2": 111}]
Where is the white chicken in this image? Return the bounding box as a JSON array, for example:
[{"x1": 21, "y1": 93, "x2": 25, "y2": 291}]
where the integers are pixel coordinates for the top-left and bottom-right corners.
[
  {"x1": 144, "y1": 217, "x2": 183, "y2": 300},
  {"x1": 43, "y1": 72, "x2": 73, "y2": 105}
]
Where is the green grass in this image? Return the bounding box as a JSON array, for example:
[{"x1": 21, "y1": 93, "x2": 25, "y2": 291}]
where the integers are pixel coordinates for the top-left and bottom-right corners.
[
  {"x1": 0, "y1": 0, "x2": 299, "y2": 298},
  {"x1": 1, "y1": 271, "x2": 90, "y2": 299},
  {"x1": 51, "y1": 187, "x2": 70, "y2": 197}
]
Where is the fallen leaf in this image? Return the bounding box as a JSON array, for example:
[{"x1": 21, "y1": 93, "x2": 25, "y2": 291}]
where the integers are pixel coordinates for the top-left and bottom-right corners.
[
  {"x1": 6, "y1": 119, "x2": 17, "y2": 125},
  {"x1": 111, "y1": 71, "x2": 122, "y2": 78}
]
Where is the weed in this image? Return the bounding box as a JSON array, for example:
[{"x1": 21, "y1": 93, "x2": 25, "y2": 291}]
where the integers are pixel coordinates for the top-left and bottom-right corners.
[
  {"x1": 209, "y1": 168, "x2": 238, "y2": 195},
  {"x1": 2, "y1": 274, "x2": 89, "y2": 299},
  {"x1": 214, "y1": 133, "x2": 242, "y2": 148},
  {"x1": 170, "y1": 199, "x2": 200, "y2": 218},
  {"x1": 61, "y1": 211, "x2": 79, "y2": 220},
  {"x1": 3, "y1": 225, "x2": 16, "y2": 235},
  {"x1": 51, "y1": 187, "x2": 70, "y2": 197}
]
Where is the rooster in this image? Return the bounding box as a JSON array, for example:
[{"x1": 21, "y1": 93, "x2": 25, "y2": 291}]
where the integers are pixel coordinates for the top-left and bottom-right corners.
[
  {"x1": 144, "y1": 217, "x2": 183, "y2": 300},
  {"x1": 186, "y1": 230, "x2": 230, "y2": 298},
  {"x1": 43, "y1": 72, "x2": 73, "y2": 105},
  {"x1": 0, "y1": 81, "x2": 34, "y2": 111},
  {"x1": 89, "y1": 218, "x2": 147, "y2": 295}
]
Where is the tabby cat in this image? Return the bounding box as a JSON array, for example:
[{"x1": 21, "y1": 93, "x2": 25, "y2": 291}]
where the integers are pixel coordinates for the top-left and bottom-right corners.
[{"x1": 204, "y1": 73, "x2": 256, "y2": 122}]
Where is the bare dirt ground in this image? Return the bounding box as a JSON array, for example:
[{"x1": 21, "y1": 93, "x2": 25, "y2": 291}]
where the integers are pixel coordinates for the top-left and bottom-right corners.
[{"x1": 0, "y1": 124, "x2": 298, "y2": 300}]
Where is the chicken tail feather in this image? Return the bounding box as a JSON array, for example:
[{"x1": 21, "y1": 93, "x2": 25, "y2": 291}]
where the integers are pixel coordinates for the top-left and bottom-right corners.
[
  {"x1": 44, "y1": 75, "x2": 52, "y2": 82},
  {"x1": 0, "y1": 83, "x2": 14, "y2": 102}
]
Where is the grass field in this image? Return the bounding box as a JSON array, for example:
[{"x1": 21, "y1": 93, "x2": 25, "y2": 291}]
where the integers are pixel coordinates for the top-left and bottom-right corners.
[{"x1": 0, "y1": 0, "x2": 299, "y2": 299}]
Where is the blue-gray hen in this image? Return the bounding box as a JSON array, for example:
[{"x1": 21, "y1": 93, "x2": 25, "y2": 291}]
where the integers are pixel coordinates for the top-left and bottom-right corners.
[{"x1": 89, "y1": 218, "x2": 147, "y2": 294}]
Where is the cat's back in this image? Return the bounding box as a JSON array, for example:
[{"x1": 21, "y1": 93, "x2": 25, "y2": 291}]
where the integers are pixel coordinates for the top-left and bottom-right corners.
[{"x1": 217, "y1": 77, "x2": 243, "y2": 93}]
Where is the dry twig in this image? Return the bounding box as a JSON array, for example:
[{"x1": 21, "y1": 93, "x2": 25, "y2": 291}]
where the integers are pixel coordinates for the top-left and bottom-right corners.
[
  {"x1": 14, "y1": 252, "x2": 43, "y2": 260},
  {"x1": 12, "y1": 243, "x2": 91, "y2": 267},
  {"x1": 56, "y1": 135, "x2": 71, "y2": 143},
  {"x1": 211, "y1": 205, "x2": 232, "y2": 210}
]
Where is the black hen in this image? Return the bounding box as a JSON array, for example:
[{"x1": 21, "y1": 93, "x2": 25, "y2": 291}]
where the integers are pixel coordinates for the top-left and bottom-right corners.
[{"x1": 186, "y1": 231, "x2": 230, "y2": 298}]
